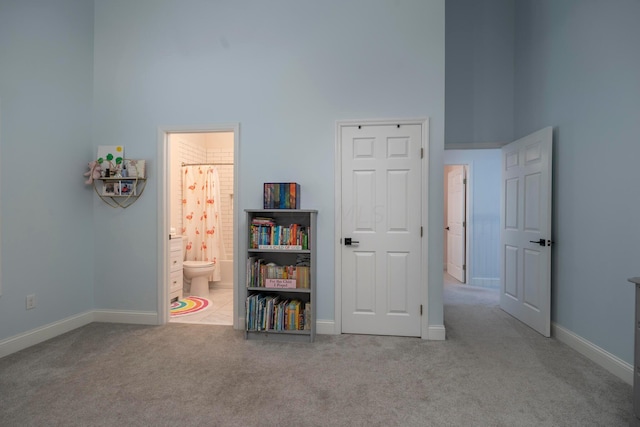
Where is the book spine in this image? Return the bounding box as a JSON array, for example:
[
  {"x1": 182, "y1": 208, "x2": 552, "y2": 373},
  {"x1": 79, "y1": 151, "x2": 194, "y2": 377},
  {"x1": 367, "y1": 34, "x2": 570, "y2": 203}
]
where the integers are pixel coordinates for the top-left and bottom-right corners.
[
  {"x1": 304, "y1": 302, "x2": 311, "y2": 330},
  {"x1": 269, "y1": 184, "x2": 274, "y2": 209},
  {"x1": 288, "y1": 184, "x2": 292, "y2": 209},
  {"x1": 263, "y1": 184, "x2": 268, "y2": 209}
]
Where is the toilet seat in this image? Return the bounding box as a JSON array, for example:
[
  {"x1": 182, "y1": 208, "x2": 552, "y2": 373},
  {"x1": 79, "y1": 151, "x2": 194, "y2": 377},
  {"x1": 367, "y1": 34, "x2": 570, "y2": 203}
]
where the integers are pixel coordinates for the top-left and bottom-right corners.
[{"x1": 183, "y1": 260, "x2": 214, "y2": 269}]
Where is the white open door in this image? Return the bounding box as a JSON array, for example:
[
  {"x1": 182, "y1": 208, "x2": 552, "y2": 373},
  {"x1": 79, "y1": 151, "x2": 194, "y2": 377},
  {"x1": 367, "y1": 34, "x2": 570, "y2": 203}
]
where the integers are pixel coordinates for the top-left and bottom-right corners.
[
  {"x1": 446, "y1": 166, "x2": 466, "y2": 283},
  {"x1": 500, "y1": 127, "x2": 553, "y2": 337}
]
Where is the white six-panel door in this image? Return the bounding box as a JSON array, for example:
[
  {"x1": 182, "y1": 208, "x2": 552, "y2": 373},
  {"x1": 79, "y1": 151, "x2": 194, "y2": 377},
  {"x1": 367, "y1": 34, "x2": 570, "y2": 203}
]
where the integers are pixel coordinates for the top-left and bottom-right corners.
[
  {"x1": 500, "y1": 127, "x2": 553, "y2": 337},
  {"x1": 340, "y1": 123, "x2": 422, "y2": 337},
  {"x1": 447, "y1": 166, "x2": 466, "y2": 283}
]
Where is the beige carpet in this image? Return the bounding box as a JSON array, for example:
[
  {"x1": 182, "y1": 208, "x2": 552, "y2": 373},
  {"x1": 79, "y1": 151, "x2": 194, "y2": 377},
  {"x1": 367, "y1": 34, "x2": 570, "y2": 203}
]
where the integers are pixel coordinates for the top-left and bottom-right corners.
[{"x1": 0, "y1": 280, "x2": 632, "y2": 426}]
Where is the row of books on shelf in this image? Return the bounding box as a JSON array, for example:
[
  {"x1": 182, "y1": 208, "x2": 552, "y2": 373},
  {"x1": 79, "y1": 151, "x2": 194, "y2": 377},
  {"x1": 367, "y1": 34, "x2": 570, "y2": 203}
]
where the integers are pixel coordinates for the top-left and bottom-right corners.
[
  {"x1": 263, "y1": 182, "x2": 300, "y2": 209},
  {"x1": 246, "y1": 294, "x2": 311, "y2": 331},
  {"x1": 246, "y1": 256, "x2": 310, "y2": 289},
  {"x1": 249, "y1": 220, "x2": 310, "y2": 250}
]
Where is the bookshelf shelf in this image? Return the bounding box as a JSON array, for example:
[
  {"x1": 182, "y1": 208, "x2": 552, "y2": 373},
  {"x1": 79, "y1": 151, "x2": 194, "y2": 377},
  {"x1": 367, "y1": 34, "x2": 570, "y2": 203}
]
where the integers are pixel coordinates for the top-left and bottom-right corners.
[
  {"x1": 244, "y1": 209, "x2": 317, "y2": 342},
  {"x1": 248, "y1": 249, "x2": 311, "y2": 254}
]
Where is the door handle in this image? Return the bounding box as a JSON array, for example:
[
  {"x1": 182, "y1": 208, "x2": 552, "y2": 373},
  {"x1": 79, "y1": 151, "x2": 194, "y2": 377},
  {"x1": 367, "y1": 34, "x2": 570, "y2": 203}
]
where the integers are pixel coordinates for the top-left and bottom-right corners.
[
  {"x1": 344, "y1": 238, "x2": 359, "y2": 246},
  {"x1": 445, "y1": 226, "x2": 450, "y2": 230},
  {"x1": 529, "y1": 239, "x2": 552, "y2": 247}
]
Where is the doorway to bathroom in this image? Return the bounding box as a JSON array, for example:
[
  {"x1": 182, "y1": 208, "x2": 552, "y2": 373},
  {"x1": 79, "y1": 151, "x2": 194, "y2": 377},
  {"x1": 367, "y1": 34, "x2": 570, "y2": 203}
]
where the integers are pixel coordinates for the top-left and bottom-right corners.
[{"x1": 159, "y1": 126, "x2": 239, "y2": 327}]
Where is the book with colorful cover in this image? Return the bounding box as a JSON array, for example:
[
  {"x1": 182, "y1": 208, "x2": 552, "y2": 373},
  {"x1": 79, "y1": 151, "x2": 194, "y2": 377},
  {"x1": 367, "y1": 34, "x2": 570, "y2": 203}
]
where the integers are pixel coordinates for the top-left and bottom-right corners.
[{"x1": 262, "y1": 183, "x2": 300, "y2": 209}]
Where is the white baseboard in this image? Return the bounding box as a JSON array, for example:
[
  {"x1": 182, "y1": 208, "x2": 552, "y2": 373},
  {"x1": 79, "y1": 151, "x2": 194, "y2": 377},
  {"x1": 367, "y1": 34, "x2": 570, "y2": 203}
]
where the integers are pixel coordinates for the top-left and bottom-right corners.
[
  {"x1": 552, "y1": 322, "x2": 633, "y2": 385},
  {"x1": 0, "y1": 311, "x2": 94, "y2": 359},
  {"x1": 93, "y1": 309, "x2": 158, "y2": 325},
  {"x1": 0, "y1": 309, "x2": 159, "y2": 360},
  {"x1": 427, "y1": 324, "x2": 446, "y2": 340},
  {"x1": 316, "y1": 320, "x2": 337, "y2": 335}
]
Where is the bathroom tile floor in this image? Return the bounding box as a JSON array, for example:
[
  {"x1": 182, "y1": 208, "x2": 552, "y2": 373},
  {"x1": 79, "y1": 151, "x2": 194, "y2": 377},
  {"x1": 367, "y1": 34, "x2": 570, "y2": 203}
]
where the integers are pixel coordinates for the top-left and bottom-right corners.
[{"x1": 170, "y1": 285, "x2": 233, "y2": 326}]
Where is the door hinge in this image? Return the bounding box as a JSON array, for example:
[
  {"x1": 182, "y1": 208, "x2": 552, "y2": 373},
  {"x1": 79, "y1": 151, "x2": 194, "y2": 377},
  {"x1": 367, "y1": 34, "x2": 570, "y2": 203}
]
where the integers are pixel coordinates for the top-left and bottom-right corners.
[
  {"x1": 463, "y1": 221, "x2": 466, "y2": 228},
  {"x1": 463, "y1": 178, "x2": 467, "y2": 185},
  {"x1": 420, "y1": 226, "x2": 423, "y2": 237},
  {"x1": 421, "y1": 148, "x2": 424, "y2": 159},
  {"x1": 463, "y1": 265, "x2": 466, "y2": 271},
  {"x1": 420, "y1": 304, "x2": 423, "y2": 316}
]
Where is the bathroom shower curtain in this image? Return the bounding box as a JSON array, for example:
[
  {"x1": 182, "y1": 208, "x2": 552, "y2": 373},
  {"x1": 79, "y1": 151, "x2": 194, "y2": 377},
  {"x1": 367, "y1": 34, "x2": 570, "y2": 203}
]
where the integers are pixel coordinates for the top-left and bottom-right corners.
[{"x1": 182, "y1": 165, "x2": 222, "y2": 281}]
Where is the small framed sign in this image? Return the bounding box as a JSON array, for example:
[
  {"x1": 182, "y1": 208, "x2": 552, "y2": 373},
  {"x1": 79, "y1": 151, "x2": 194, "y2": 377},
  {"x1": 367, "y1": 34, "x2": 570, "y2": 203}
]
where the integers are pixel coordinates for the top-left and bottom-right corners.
[{"x1": 264, "y1": 278, "x2": 297, "y2": 289}]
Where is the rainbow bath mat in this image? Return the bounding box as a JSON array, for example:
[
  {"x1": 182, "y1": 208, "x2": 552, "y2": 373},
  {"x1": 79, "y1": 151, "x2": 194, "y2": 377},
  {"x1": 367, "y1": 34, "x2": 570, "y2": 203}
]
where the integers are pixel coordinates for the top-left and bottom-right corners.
[{"x1": 170, "y1": 296, "x2": 211, "y2": 317}]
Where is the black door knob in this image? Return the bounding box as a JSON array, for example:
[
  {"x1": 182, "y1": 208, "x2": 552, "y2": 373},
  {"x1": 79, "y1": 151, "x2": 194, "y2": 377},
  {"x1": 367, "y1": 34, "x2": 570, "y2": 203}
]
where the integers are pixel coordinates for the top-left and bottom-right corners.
[
  {"x1": 529, "y1": 239, "x2": 546, "y2": 246},
  {"x1": 344, "y1": 238, "x2": 360, "y2": 246}
]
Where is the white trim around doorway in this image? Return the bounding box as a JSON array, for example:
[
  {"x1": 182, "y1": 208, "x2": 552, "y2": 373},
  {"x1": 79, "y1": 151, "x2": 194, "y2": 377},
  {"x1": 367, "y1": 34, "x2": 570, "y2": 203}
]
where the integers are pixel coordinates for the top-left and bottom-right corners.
[{"x1": 157, "y1": 124, "x2": 241, "y2": 327}]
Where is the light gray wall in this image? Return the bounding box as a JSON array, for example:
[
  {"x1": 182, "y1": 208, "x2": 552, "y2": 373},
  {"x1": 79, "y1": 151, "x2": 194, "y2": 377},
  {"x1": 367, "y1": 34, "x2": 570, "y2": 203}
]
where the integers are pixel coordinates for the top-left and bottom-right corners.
[
  {"x1": 92, "y1": 1, "x2": 446, "y2": 327},
  {"x1": 444, "y1": 150, "x2": 501, "y2": 288},
  {"x1": 0, "y1": 0, "x2": 95, "y2": 340},
  {"x1": 514, "y1": 0, "x2": 640, "y2": 363},
  {"x1": 445, "y1": 0, "x2": 515, "y2": 145}
]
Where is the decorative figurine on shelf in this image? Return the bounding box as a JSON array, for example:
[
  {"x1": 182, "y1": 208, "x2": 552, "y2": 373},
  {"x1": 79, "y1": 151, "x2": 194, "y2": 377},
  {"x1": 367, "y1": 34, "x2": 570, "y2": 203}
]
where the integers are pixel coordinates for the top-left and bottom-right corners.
[{"x1": 84, "y1": 160, "x2": 103, "y2": 184}]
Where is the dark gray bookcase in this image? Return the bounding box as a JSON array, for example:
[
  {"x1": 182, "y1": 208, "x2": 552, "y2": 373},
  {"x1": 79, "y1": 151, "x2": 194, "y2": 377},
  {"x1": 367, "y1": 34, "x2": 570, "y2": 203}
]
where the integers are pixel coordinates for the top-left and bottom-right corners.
[{"x1": 244, "y1": 209, "x2": 317, "y2": 342}]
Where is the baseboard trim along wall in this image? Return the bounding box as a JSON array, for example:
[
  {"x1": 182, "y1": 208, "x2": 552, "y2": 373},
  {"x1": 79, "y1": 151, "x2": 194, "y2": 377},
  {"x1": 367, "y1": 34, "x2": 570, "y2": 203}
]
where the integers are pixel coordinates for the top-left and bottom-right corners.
[
  {"x1": 428, "y1": 325, "x2": 446, "y2": 340},
  {"x1": 0, "y1": 311, "x2": 94, "y2": 359},
  {"x1": 315, "y1": 320, "x2": 335, "y2": 335},
  {"x1": 552, "y1": 322, "x2": 633, "y2": 385},
  {"x1": 0, "y1": 310, "x2": 158, "y2": 360},
  {"x1": 92, "y1": 309, "x2": 159, "y2": 325}
]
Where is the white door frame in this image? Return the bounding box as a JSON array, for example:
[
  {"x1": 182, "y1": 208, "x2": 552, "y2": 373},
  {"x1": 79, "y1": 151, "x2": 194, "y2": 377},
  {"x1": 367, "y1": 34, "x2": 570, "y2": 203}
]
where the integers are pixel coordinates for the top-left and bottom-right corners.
[
  {"x1": 334, "y1": 118, "x2": 430, "y2": 339},
  {"x1": 157, "y1": 124, "x2": 241, "y2": 327}
]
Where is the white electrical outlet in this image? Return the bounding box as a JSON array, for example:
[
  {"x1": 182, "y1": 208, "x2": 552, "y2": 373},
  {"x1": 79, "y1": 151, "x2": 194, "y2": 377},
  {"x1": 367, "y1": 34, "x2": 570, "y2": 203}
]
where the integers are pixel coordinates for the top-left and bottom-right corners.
[{"x1": 26, "y1": 294, "x2": 36, "y2": 310}]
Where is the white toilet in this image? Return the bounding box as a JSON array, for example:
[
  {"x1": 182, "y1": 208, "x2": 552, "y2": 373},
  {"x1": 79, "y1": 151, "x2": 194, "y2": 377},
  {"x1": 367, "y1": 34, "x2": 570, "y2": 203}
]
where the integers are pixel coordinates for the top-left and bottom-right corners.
[{"x1": 183, "y1": 261, "x2": 215, "y2": 297}]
